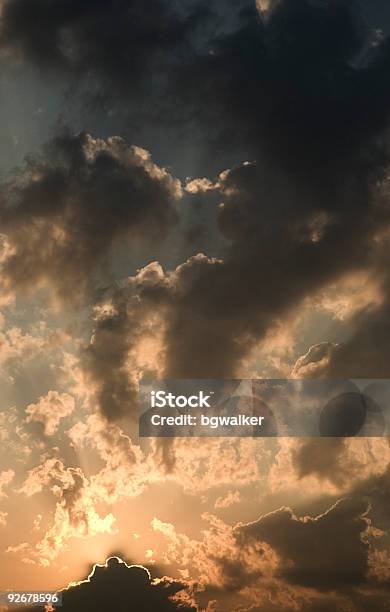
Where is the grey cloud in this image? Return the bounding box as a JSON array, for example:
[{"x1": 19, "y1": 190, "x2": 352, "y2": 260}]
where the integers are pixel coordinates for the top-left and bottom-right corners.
[
  {"x1": 0, "y1": 131, "x2": 180, "y2": 304},
  {"x1": 0, "y1": 0, "x2": 201, "y2": 98},
  {"x1": 81, "y1": 261, "x2": 171, "y2": 420},
  {"x1": 24, "y1": 556, "x2": 197, "y2": 612},
  {"x1": 291, "y1": 438, "x2": 349, "y2": 488},
  {"x1": 4, "y1": 2, "x2": 390, "y2": 382},
  {"x1": 236, "y1": 497, "x2": 370, "y2": 591},
  {"x1": 293, "y1": 258, "x2": 390, "y2": 379}
]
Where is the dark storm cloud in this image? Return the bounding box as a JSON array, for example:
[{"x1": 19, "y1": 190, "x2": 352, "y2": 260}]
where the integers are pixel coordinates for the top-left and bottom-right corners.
[
  {"x1": 0, "y1": 0, "x2": 260, "y2": 86},
  {"x1": 3, "y1": 1, "x2": 390, "y2": 385},
  {"x1": 138, "y1": 0, "x2": 390, "y2": 377},
  {"x1": 24, "y1": 557, "x2": 196, "y2": 612},
  {"x1": 157, "y1": 0, "x2": 390, "y2": 377},
  {"x1": 83, "y1": 296, "x2": 140, "y2": 421},
  {"x1": 82, "y1": 263, "x2": 171, "y2": 420},
  {"x1": 293, "y1": 243, "x2": 390, "y2": 378},
  {"x1": 83, "y1": 168, "x2": 388, "y2": 414},
  {"x1": 4, "y1": 1, "x2": 390, "y2": 165},
  {"x1": 174, "y1": 1, "x2": 385, "y2": 155},
  {"x1": 0, "y1": 0, "x2": 207, "y2": 97},
  {"x1": 236, "y1": 497, "x2": 370, "y2": 591},
  {"x1": 161, "y1": 157, "x2": 385, "y2": 378},
  {"x1": 320, "y1": 293, "x2": 390, "y2": 378},
  {"x1": 195, "y1": 494, "x2": 390, "y2": 609},
  {"x1": 3, "y1": 0, "x2": 390, "y2": 172},
  {"x1": 0, "y1": 131, "x2": 180, "y2": 304}
]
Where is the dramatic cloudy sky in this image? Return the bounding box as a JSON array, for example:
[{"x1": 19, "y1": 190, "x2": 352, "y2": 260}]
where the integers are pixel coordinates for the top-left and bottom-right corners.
[{"x1": 0, "y1": 1, "x2": 390, "y2": 610}]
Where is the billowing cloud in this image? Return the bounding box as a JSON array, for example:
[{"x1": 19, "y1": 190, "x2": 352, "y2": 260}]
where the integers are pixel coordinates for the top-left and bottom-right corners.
[
  {"x1": 17, "y1": 457, "x2": 116, "y2": 564},
  {"x1": 52, "y1": 557, "x2": 196, "y2": 612},
  {"x1": 291, "y1": 343, "x2": 339, "y2": 379},
  {"x1": 81, "y1": 261, "x2": 170, "y2": 419},
  {"x1": 292, "y1": 241, "x2": 390, "y2": 378},
  {"x1": 152, "y1": 511, "x2": 276, "y2": 594},
  {"x1": 11, "y1": 557, "x2": 197, "y2": 611},
  {"x1": 0, "y1": 325, "x2": 55, "y2": 371},
  {"x1": 268, "y1": 437, "x2": 390, "y2": 499},
  {"x1": 82, "y1": 145, "x2": 390, "y2": 418},
  {"x1": 0, "y1": 132, "x2": 180, "y2": 304},
  {"x1": 152, "y1": 498, "x2": 390, "y2": 609},
  {"x1": 68, "y1": 412, "x2": 264, "y2": 501},
  {"x1": 214, "y1": 490, "x2": 241, "y2": 509},
  {"x1": 236, "y1": 498, "x2": 371, "y2": 591},
  {"x1": 2, "y1": 1, "x2": 390, "y2": 383},
  {"x1": 318, "y1": 292, "x2": 390, "y2": 377},
  {"x1": 1, "y1": 3, "x2": 390, "y2": 610},
  {"x1": 68, "y1": 413, "x2": 151, "y2": 503},
  {"x1": 25, "y1": 390, "x2": 75, "y2": 436},
  {"x1": 155, "y1": 0, "x2": 390, "y2": 379}
]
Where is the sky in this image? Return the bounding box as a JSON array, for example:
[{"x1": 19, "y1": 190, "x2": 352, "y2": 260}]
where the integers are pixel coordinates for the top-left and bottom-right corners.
[{"x1": 0, "y1": 0, "x2": 390, "y2": 610}]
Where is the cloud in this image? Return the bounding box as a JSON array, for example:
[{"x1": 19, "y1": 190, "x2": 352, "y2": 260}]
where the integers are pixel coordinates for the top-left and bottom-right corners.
[
  {"x1": 291, "y1": 343, "x2": 339, "y2": 379},
  {"x1": 81, "y1": 261, "x2": 170, "y2": 419},
  {"x1": 6, "y1": 542, "x2": 29, "y2": 554},
  {"x1": 214, "y1": 490, "x2": 241, "y2": 509},
  {"x1": 57, "y1": 556, "x2": 197, "y2": 612},
  {"x1": 351, "y1": 459, "x2": 390, "y2": 533},
  {"x1": 82, "y1": 140, "x2": 390, "y2": 398},
  {"x1": 185, "y1": 178, "x2": 218, "y2": 195},
  {"x1": 0, "y1": 407, "x2": 32, "y2": 464},
  {"x1": 0, "y1": 510, "x2": 7, "y2": 526},
  {"x1": 68, "y1": 412, "x2": 264, "y2": 503},
  {"x1": 0, "y1": 0, "x2": 201, "y2": 100},
  {"x1": 3, "y1": 2, "x2": 390, "y2": 384},
  {"x1": 292, "y1": 248, "x2": 390, "y2": 378},
  {"x1": 17, "y1": 457, "x2": 116, "y2": 564},
  {"x1": 25, "y1": 390, "x2": 75, "y2": 436},
  {"x1": 0, "y1": 326, "x2": 48, "y2": 369},
  {"x1": 236, "y1": 497, "x2": 371, "y2": 591},
  {"x1": 0, "y1": 468, "x2": 14, "y2": 497},
  {"x1": 0, "y1": 132, "x2": 180, "y2": 305},
  {"x1": 68, "y1": 413, "x2": 150, "y2": 503},
  {"x1": 144, "y1": 0, "x2": 390, "y2": 380},
  {"x1": 319, "y1": 299, "x2": 390, "y2": 378},
  {"x1": 152, "y1": 512, "x2": 273, "y2": 594},
  {"x1": 177, "y1": 0, "x2": 390, "y2": 165},
  {"x1": 90, "y1": 142, "x2": 390, "y2": 391},
  {"x1": 306, "y1": 270, "x2": 384, "y2": 322},
  {"x1": 268, "y1": 436, "x2": 390, "y2": 500},
  {"x1": 1, "y1": 3, "x2": 390, "y2": 611},
  {"x1": 152, "y1": 499, "x2": 390, "y2": 609}
]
